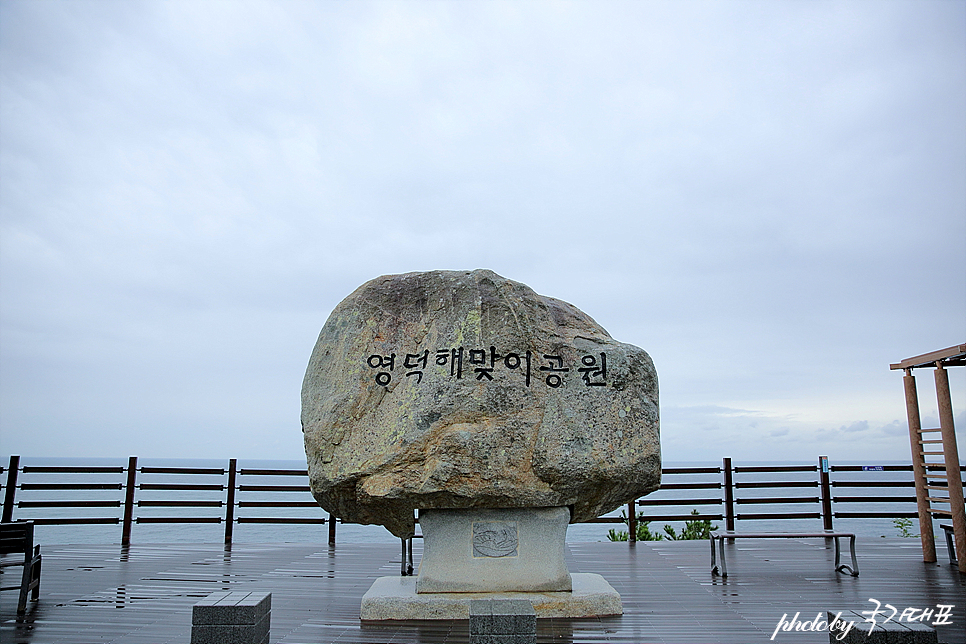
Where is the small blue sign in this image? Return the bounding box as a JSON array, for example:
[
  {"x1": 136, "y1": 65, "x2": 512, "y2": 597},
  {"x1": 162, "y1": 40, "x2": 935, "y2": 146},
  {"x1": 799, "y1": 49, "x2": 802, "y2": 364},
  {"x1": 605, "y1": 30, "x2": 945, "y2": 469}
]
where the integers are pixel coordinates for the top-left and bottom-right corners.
[{"x1": 862, "y1": 466, "x2": 884, "y2": 471}]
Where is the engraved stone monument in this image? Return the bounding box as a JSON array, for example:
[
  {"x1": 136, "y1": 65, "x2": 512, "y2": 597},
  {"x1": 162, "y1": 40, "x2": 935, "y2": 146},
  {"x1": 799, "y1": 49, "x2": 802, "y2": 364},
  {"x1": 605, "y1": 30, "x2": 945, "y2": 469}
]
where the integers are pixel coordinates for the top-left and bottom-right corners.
[{"x1": 301, "y1": 269, "x2": 660, "y2": 619}]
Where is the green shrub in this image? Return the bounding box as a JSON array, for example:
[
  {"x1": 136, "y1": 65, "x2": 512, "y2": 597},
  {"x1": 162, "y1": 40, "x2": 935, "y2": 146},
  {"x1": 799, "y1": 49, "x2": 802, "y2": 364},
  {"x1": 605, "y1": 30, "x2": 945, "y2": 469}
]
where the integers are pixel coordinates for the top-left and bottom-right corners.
[
  {"x1": 893, "y1": 517, "x2": 918, "y2": 538},
  {"x1": 606, "y1": 509, "x2": 665, "y2": 541},
  {"x1": 606, "y1": 509, "x2": 717, "y2": 541},
  {"x1": 663, "y1": 510, "x2": 718, "y2": 541},
  {"x1": 607, "y1": 527, "x2": 630, "y2": 541}
]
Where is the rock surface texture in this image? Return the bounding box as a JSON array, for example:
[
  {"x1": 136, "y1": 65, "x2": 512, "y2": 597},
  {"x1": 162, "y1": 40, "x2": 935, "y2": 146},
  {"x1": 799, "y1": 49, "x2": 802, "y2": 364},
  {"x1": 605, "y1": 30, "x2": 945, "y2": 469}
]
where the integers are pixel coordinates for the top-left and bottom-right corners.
[{"x1": 301, "y1": 269, "x2": 660, "y2": 538}]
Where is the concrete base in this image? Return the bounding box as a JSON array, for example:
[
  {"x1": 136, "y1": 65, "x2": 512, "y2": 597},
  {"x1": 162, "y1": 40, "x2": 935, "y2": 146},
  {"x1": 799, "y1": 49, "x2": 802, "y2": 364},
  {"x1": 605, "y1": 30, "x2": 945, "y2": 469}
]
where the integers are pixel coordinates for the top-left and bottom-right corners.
[{"x1": 360, "y1": 573, "x2": 622, "y2": 620}]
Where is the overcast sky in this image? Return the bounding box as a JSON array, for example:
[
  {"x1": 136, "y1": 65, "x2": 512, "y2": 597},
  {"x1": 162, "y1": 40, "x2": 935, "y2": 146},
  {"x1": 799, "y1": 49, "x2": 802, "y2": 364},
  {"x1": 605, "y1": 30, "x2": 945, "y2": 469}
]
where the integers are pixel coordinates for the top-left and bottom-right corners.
[{"x1": 1, "y1": 0, "x2": 963, "y2": 466}]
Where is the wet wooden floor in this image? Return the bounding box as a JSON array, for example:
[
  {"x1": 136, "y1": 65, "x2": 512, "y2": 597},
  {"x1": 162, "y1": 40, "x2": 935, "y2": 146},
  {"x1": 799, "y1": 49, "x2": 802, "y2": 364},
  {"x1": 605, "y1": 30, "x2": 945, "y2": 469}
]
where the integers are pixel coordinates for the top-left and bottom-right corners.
[{"x1": 1, "y1": 538, "x2": 963, "y2": 643}]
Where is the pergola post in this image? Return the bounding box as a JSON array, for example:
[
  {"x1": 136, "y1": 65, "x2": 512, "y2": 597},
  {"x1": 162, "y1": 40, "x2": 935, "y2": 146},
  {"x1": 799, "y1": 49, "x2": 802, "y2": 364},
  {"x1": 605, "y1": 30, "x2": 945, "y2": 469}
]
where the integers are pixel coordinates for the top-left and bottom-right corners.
[
  {"x1": 903, "y1": 370, "x2": 935, "y2": 562},
  {"x1": 935, "y1": 364, "x2": 966, "y2": 573},
  {"x1": 891, "y1": 344, "x2": 965, "y2": 569}
]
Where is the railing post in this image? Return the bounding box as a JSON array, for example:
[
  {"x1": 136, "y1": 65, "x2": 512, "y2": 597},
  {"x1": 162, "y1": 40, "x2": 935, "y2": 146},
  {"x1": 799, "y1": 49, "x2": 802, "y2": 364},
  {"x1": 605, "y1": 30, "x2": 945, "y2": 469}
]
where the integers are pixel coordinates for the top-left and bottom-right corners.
[
  {"x1": 224, "y1": 458, "x2": 237, "y2": 544},
  {"x1": 328, "y1": 512, "x2": 337, "y2": 546},
  {"x1": 121, "y1": 456, "x2": 138, "y2": 546},
  {"x1": 628, "y1": 500, "x2": 637, "y2": 543},
  {"x1": 723, "y1": 457, "x2": 735, "y2": 532},
  {"x1": 819, "y1": 455, "x2": 833, "y2": 531},
  {"x1": 2, "y1": 454, "x2": 20, "y2": 523}
]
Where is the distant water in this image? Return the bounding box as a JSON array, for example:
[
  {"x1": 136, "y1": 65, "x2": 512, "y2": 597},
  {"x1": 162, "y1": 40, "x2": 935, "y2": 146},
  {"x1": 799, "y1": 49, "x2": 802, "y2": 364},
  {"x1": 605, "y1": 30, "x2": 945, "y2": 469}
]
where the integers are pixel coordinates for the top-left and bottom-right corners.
[{"x1": 3, "y1": 456, "x2": 933, "y2": 546}]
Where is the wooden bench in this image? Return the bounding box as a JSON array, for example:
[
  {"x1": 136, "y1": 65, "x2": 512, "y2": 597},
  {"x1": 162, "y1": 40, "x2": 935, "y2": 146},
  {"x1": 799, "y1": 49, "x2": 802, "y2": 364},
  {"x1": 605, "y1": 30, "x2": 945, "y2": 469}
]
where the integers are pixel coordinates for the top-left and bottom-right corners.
[
  {"x1": 1, "y1": 521, "x2": 42, "y2": 615},
  {"x1": 709, "y1": 530, "x2": 858, "y2": 578}
]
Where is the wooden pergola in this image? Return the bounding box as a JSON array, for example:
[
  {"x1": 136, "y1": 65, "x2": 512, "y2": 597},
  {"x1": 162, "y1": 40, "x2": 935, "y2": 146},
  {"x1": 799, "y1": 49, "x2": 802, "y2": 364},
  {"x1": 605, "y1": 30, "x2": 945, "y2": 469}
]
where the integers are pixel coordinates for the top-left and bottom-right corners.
[{"x1": 890, "y1": 343, "x2": 966, "y2": 573}]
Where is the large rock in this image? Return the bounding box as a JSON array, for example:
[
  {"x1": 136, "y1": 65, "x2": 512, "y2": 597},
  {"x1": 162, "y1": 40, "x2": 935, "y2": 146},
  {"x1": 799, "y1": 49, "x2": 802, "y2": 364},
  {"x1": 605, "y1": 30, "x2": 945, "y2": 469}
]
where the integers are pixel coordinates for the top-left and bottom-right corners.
[{"x1": 301, "y1": 269, "x2": 660, "y2": 538}]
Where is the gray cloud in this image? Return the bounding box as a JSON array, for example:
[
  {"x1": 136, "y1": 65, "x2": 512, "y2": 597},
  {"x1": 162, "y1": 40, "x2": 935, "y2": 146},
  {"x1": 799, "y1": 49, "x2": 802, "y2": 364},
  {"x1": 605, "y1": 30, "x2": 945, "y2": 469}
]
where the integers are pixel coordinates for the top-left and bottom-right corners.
[{"x1": 1, "y1": 1, "x2": 963, "y2": 463}]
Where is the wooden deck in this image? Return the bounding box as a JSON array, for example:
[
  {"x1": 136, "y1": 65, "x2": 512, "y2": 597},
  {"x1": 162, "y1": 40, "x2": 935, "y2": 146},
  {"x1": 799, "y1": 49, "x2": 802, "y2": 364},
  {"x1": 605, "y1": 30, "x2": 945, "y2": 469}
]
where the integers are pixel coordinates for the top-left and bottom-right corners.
[{"x1": 1, "y1": 538, "x2": 963, "y2": 643}]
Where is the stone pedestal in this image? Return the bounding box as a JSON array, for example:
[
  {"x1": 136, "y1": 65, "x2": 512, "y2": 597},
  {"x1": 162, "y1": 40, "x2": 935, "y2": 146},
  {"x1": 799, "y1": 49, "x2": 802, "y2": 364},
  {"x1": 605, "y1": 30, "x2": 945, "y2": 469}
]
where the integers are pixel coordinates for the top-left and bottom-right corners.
[
  {"x1": 360, "y1": 506, "x2": 622, "y2": 620},
  {"x1": 417, "y1": 507, "x2": 571, "y2": 593}
]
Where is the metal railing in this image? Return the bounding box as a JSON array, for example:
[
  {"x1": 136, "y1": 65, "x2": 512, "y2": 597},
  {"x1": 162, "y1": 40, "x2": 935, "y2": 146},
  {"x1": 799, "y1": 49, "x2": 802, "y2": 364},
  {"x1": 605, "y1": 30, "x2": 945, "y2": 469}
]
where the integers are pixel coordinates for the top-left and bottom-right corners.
[
  {"x1": 1, "y1": 456, "x2": 333, "y2": 546},
  {"x1": 605, "y1": 456, "x2": 959, "y2": 543},
  {"x1": 2, "y1": 454, "x2": 962, "y2": 545}
]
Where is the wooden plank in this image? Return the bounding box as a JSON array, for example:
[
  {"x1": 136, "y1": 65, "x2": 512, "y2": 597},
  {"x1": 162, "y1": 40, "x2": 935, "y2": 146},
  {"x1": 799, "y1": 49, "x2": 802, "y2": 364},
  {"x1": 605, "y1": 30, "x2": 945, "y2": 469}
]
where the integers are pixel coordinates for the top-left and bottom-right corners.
[
  {"x1": 136, "y1": 500, "x2": 224, "y2": 507},
  {"x1": 22, "y1": 466, "x2": 125, "y2": 474},
  {"x1": 236, "y1": 517, "x2": 327, "y2": 524},
  {"x1": 135, "y1": 517, "x2": 222, "y2": 524},
  {"x1": 237, "y1": 501, "x2": 320, "y2": 508},
  {"x1": 139, "y1": 466, "x2": 225, "y2": 475},
  {"x1": 138, "y1": 483, "x2": 224, "y2": 491},
  {"x1": 17, "y1": 500, "x2": 121, "y2": 508},
  {"x1": 634, "y1": 513, "x2": 724, "y2": 521},
  {"x1": 20, "y1": 483, "x2": 122, "y2": 490},
  {"x1": 239, "y1": 468, "x2": 308, "y2": 476},
  {"x1": 831, "y1": 480, "x2": 914, "y2": 487},
  {"x1": 735, "y1": 481, "x2": 818, "y2": 488},
  {"x1": 734, "y1": 465, "x2": 816, "y2": 473},
  {"x1": 834, "y1": 511, "x2": 919, "y2": 518},
  {"x1": 735, "y1": 512, "x2": 821, "y2": 520},
  {"x1": 26, "y1": 517, "x2": 119, "y2": 525},
  {"x1": 890, "y1": 343, "x2": 966, "y2": 370},
  {"x1": 832, "y1": 496, "x2": 917, "y2": 503},
  {"x1": 831, "y1": 464, "x2": 912, "y2": 472},
  {"x1": 4, "y1": 540, "x2": 964, "y2": 644},
  {"x1": 637, "y1": 498, "x2": 722, "y2": 506},
  {"x1": 735, "y1": 496, "x2": 820, "y2": 504}
]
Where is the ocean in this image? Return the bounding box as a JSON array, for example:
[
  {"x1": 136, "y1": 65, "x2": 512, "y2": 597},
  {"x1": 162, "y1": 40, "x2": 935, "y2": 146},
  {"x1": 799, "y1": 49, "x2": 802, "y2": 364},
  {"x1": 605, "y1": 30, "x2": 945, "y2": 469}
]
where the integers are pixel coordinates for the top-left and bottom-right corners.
[{"x1": 1, "y1": 456, "x2": 937, "y2": 546}]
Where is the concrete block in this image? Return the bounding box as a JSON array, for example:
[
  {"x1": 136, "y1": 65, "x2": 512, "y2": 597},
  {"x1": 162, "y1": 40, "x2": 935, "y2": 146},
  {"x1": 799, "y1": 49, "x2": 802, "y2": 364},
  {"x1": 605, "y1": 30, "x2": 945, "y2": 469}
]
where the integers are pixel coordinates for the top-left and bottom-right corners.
[
  {"x1": 470, "y1": 599, "x2": 536, "y2": 635},
  {"x1": 193, "y1": 591, "x2": 271, "y2": 625},
  {"x1": 470, "y1": 636, "x2": 537, "y2": 644},
  {"x1": 900, "y1": 619, "x2": 941, "y2": 644},
  {"x1": 190, "y1": 615, "x2": 270, "y2": 644},
  {"x1": 192, "y1": 591, "x2": 271, "y2": 644},
  {"x1": 827, "y1": 610, "x2": 937, "y2": 644}
]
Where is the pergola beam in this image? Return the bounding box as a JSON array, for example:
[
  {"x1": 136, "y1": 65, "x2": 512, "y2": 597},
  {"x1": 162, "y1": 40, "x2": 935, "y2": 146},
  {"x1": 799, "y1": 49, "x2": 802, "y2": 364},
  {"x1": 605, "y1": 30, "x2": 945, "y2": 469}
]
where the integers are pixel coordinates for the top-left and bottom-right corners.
[{"x1": 890, "y1": 344, "x2": 966, "y2": 371}]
